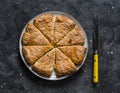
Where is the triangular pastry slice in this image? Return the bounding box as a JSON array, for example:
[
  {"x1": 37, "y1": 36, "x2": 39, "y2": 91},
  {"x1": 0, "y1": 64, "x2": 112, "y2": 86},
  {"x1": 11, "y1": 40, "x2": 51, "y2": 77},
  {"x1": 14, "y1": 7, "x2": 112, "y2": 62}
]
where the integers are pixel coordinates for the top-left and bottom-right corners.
[
  {"x1": 32, "y1": 49, "x2": 55, "y2": 77},
  {"x1": 55, "y1": 49, "x2": 77, "y2": 77},
  {"x1": 22, "y1": 23, "x2": 50, "y2": 45},
  {"x1": 22, "y1": 46, "x2": 53, "y2": 65},
  {"x1": 54, "y1": 15, "x2": 76, "y2": 44},
  {"x1": 58, "y1": 46, "x2": 86, "y2": 64},
  {"x1": 57, "y1": 27, "x2": 85, "y2": 46},
  {"x1": 33, "y1": 14, "x2": 54, "y2": 44}
]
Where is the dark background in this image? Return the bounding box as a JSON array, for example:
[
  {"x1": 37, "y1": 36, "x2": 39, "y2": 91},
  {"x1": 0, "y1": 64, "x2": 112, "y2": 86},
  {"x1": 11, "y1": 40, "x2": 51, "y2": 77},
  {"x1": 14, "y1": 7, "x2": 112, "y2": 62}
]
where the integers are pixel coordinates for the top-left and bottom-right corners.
[{"x1": 0, "y1": 0, "x2": 120, "y2": 93}]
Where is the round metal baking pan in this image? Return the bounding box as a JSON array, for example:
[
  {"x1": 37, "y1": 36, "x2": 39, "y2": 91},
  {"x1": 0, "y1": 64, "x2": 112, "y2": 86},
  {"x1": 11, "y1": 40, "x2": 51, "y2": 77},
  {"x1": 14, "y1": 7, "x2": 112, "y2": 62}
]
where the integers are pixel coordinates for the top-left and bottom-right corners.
[{"x1": 19, "y1": 11, "x2": 88, "y2": 80}]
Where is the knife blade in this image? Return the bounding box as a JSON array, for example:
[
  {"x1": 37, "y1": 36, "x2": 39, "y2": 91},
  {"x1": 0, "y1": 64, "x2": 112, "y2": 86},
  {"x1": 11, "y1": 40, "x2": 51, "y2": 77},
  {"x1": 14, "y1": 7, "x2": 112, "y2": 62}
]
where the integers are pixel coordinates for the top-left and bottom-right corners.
[
  {"x1": 93, "y1": 15, "x2": 98, "y2": 51},
  {"x1": 93, "y1": 15, "x2": 99, "y2": 84}
]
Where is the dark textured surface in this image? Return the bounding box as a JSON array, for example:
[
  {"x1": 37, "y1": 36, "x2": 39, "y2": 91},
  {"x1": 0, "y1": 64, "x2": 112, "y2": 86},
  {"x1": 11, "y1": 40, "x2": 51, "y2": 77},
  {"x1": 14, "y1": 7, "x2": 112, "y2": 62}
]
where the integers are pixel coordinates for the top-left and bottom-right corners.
[{"x1": 0, "y1": 0, "x2": 120, "y2": 93}]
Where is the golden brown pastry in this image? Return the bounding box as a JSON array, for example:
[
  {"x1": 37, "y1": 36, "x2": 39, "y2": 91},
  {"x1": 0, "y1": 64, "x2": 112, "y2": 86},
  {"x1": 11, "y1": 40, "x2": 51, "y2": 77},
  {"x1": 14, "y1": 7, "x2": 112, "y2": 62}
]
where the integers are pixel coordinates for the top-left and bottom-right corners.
[
  {"x1": 57, "y1": 27, "x2": 85, "y2": 46},
  {"x1": 22, "y1": 23, "x2": 50, "y2": 45},
  {"x1": 58, "y1": 46, "x2": 86, "y2": 64},
  {"x1": 22, "y1": 46, "x2": 53, "y2": 65},
  {"x1": 32, "y1": 49, "x2": 55, "y2": 77},
  {"x1": 55, "y1": 49, "x2": 77, "y2": 77},
  {"x1": 54, "y1": 15, "x2": 76, "y2": 44},
  {"x1": 22, "y1": 13, "x2": 87, "y2": 78},
  {"x1": 33, "y1": 14, "x2": 54, "y2": 44}
]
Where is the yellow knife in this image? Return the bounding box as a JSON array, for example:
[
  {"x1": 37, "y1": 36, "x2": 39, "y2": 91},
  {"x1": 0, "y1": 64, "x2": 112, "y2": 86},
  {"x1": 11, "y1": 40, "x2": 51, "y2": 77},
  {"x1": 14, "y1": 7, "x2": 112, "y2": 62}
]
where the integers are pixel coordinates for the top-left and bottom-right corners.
[{"x1": 93, "y1": 15, "x2": 99, "y2": 84}]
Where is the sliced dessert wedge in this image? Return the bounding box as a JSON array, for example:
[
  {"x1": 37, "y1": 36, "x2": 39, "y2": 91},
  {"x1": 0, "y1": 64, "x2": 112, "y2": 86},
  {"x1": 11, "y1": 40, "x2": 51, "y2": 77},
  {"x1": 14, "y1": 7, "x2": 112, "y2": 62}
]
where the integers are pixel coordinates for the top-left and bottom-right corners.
[
  {"x1": 57, "y1": 27, "x2": 85, "y2": 46},
  {"x1": 54, "y1": 15, "x2": 76, "y2": 44},
  {"x1": 32, "y1": 49, "x2": 55, "y2": 77},
  {"x1": 58, "y1": 46, "x2": 86, "y2": 64},
  {"x1": 22, "y1": 23, "x2": 50, "y2": 45},
  {"x1": 22, "y1": 46, "x2": 53, "y2": 65},
  {"x1": 33, "y1": 14, "x2": 54, "y2": 44},
  {"x1": 55, "y1": 49, "x2": 77, "y2": 77}
]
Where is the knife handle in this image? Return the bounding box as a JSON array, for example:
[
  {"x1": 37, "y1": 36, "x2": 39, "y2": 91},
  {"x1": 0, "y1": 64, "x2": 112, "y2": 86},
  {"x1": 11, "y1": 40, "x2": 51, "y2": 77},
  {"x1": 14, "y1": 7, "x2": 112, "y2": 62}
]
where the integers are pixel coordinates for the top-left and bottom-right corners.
[{"x1": 93, "y1": 54, "x2": 98, "y2": 83}]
